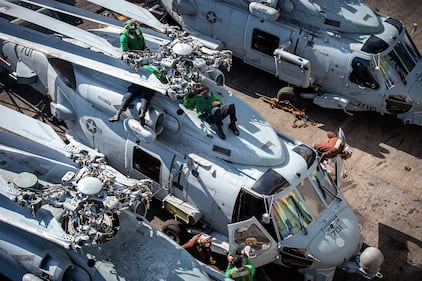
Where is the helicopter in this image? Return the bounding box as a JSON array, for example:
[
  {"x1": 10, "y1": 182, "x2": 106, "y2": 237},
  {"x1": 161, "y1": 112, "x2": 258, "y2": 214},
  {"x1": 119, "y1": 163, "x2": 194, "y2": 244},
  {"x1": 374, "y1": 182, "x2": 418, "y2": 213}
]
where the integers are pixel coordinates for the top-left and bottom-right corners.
[
  {"x1": 0, "y1": 1, "x2": 384, "y2": 280},
  {"x1": 158, "y1": 0, "x2": 422, "y2": 126},
  {"x1": 0, "y1": 105, "x2": 226, "y2": 281}
]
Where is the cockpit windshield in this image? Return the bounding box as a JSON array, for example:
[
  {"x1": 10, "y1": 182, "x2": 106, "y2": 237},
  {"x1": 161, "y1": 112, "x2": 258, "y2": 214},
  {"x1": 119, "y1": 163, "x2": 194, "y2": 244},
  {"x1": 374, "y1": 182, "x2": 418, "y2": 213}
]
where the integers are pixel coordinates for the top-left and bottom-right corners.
[
  {"x1": 271, "y1": 190, "x2": 313, "y2": 239},
  {"x1": 271, "y1": 166, "x2": 338, "y2": 240},
  {"x1": 372, "y1": 29, "x2": 420, "y2": 89},
  {"x1": 378, "y1": 38, "x2": 419, "y2": 89}
]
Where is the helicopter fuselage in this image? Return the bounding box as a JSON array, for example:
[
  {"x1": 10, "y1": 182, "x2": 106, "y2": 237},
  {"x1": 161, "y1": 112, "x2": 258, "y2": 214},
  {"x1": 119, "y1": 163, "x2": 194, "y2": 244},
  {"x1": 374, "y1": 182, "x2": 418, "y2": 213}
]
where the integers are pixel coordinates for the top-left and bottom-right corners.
[{"x1": 161, "y1": 0, "x2": 422, "y2": 125}]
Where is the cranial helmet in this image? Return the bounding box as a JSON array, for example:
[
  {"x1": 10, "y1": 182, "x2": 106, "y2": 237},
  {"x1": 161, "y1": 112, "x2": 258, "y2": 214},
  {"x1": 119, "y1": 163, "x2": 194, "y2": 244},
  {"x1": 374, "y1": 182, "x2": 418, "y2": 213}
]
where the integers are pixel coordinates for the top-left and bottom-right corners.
[{"x1": 126, "y1": 19, "x2": 137, "y2": 30}]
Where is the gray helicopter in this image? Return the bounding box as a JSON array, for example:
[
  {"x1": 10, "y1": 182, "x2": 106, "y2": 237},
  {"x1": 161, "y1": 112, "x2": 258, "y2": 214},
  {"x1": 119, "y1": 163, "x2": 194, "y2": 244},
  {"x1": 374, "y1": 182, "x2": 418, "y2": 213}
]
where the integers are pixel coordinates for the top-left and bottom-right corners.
[
  {"x1": 0, "y1": 105, "x2": 226, "y2": 281},
  {"x1": 158, "y1": 0, "x2": 422, "y2": 125},
  {"x1": 0, "y1": 1, "x2": 383, "y2": 281}
]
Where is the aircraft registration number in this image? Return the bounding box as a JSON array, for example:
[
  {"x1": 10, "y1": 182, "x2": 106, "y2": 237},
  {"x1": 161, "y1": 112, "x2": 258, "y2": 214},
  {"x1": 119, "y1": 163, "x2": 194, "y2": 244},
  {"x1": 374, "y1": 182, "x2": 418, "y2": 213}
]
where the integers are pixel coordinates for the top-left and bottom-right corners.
[{"x1": 324, "y1": 217, "x2": 347, "y2": 239}]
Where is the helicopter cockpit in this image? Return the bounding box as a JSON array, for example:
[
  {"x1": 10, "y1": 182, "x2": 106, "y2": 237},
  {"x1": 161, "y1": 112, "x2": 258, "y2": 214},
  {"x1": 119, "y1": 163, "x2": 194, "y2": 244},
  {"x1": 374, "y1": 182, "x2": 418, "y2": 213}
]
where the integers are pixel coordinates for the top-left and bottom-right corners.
[
  {"x1": 228, "y1": 142, "x2": 361, "y2": 270},
  {"x1": 360, "y1": 20, "x2": 421, "y2": 89}
]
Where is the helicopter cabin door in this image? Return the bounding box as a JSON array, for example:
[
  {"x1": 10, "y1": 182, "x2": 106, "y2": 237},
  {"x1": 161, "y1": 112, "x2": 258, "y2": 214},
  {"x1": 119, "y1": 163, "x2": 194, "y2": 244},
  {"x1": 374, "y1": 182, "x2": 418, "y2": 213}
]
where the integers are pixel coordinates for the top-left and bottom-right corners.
[
  {"x1": 227, "y1": 216, "x2": 278, "y2": 268},
  {"x1": 345, "y1": 56, "x2": 383, "y2": 110},
  {"x1": 244, "y1": 20, "x2": 280, "y2": 74}
]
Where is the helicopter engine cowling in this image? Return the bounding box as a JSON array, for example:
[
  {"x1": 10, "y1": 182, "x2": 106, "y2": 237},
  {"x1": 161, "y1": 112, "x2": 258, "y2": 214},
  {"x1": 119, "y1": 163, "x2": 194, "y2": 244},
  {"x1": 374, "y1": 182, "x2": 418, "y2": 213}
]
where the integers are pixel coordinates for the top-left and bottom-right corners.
[
  {"x1": 142, "y1": 106, "x2": 165, "y2": 136},
  {"x1": 203, "y1": 68, "x2": 225, "y2": 86},
  {"x1": 0, "y1": 234, "x2": 75, "y2": 281},
  {"x1": 132, "y1": 100, "x2": 166, "y2": 135}
]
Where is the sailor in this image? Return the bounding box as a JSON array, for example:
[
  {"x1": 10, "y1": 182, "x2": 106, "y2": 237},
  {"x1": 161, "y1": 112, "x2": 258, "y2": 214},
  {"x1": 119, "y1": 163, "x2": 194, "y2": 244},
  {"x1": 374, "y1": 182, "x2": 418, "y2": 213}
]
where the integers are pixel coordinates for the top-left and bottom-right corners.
[
  {"x1": 109, "y1": 65, "x2": 167, "y2": 124},
  {"x1": 225, "y1": 246, "x2": 256, "y2": 281},
  {"x1": 183, "y1": 86, "x2": 239, "y2": 140},
  {"x1": 313, "y1": 131, "x2": 352, "y2": 162},
  {"x1": 182, "y1": 233, "x2": 216, "y2": 265},
  {"x1": 120, "y1": 19, "x2": 146, "y2": 52}
]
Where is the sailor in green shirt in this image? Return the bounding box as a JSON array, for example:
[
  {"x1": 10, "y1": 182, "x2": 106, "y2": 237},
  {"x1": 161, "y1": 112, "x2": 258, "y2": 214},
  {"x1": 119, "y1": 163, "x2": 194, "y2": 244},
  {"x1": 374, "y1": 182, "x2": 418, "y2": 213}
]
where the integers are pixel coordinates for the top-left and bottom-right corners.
[
  {"x1": 225, "y1": 246, "x2": 256, "y2": 281},
  {"x1": 183, "y1": 86, "x2": 239, "y2": 140},
  {"x1": 120, "y1": 19, "x2": 146, "y2": 52}
]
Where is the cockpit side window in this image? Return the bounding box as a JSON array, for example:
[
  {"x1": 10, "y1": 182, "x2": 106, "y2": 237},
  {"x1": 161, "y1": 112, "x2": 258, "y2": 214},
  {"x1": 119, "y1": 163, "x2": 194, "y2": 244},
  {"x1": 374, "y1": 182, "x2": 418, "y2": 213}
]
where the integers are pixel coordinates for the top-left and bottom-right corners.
[
  {"x1": 297, "y1": 177, "x2": 326, "y2": 219},
  {"x1": 349, "y1": 57, "x2": 380, "y2": 89},
  {"x1": 251, "y1": 29, "x2": 280, "y2": 56},
  {"x1": 233, "y1": 190, "x2": 277, "y2": 239}
]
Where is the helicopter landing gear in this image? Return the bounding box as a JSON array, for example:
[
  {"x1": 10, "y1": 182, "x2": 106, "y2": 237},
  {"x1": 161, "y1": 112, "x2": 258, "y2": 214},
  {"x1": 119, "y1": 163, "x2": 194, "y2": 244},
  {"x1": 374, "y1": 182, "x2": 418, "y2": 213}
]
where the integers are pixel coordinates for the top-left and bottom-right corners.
[
  {"x1": 276, "y1": 86, "x2": 296, "y2": 103},
  {"x1": 257, "y1": 86, "x2": 316, "y2": 128},
  {"x1": 162, "y1": 219, "x2": 187, "y2": 244}
]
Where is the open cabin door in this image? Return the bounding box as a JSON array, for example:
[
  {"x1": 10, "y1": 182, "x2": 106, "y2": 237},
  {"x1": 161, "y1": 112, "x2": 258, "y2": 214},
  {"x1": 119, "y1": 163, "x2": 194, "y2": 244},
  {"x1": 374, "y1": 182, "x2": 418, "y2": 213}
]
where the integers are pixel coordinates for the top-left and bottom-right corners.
[{"x1": 227, "y1": 216, "x2": 278, "y2": 268}]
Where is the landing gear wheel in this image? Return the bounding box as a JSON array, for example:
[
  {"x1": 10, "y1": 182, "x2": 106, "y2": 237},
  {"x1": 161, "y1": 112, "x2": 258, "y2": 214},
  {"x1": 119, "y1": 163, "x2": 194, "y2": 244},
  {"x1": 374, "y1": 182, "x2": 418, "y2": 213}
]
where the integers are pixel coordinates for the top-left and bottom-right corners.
[
  {"x1": 276, "y1": 86, "x2": 296, "y2": 103},
  {"x1": 161, "y1": 219, "x2": 187, "y2": 244}
]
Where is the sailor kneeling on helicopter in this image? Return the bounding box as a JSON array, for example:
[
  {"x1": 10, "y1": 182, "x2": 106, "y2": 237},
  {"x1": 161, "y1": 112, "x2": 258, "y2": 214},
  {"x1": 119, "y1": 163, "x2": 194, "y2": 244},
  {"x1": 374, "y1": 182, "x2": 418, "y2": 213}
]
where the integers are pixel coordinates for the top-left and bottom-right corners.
[{"x1": 183, "y1": 86, "x2": 239, "y2": 140}]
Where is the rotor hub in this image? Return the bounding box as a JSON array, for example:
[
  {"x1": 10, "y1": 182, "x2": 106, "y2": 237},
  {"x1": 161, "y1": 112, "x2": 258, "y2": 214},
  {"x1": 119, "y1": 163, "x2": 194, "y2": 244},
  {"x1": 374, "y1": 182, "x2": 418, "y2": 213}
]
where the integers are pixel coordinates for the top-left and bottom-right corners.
[{"x1": 172, "y1": 42, "x2": 193, "y2": 56}]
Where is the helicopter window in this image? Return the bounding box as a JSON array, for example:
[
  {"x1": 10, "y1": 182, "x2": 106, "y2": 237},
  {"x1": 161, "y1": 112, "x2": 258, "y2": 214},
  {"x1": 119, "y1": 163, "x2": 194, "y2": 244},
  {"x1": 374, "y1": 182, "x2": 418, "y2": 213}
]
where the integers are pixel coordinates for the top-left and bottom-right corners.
[
  {"x1": 251, "y1": 29, "x2": 280, "y2": 56},
  {"x1": 132, "y1": 147, "x2": 160, "y2": 183},
  {"x1": 393, "y1": 41, "x2": 416, "y2": 73},
  {"x1": 307, "y1": 166, "x2": 338, "y2": 206},
  {"x1": 232, "y1": 189, "x2": 277, "y2": 239},
  {"x1": 271, "y1": 191, "x2": 313, "y2": 239},
  {"x1": 297, "y1": 177, "x2": 326, "y2": 218},
  {"x1": 233, "y1": 222, "x2": 272, "y2": 258},
  {"x1": 324, "y1": 18, "x2": 341, "y2": 28},
  {"x1": 403, "y1": 29, "x2": 421, "y2": 60},
  {"x1": 251, "y1": 169, "x2": 289, "y2": 195},
  {"x1": 233, "y1": 190, "x2": 266, "y2": 222},
  {"x1": 293, "y1": 144, "x2": 316, "y2": 169},
  {"x1": 379, "y1": 54, "x2": 404, "y2": 88},
  {"x1": 385, "y1": 18, "x2": 403, "y2": 34},
  {"x1": 47, "y1": 58, "x2": 76, "y2": 89},
  {"x1": 361, "y1": 35, "x2": 389, "y2": 54},
  {"x1": 349, "y1": 57, "x2": 380, "y2": 89}
]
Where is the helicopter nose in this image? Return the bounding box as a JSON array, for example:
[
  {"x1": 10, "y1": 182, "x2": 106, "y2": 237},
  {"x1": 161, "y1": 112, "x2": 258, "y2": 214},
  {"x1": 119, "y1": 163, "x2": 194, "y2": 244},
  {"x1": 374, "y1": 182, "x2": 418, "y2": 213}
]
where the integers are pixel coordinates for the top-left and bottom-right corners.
[
  {"x1": 399, "y1": 71, "x2": 422, "y2": 125},
  {"x1": 307, "y1": 208, "x2": 362, "y2": 267}
]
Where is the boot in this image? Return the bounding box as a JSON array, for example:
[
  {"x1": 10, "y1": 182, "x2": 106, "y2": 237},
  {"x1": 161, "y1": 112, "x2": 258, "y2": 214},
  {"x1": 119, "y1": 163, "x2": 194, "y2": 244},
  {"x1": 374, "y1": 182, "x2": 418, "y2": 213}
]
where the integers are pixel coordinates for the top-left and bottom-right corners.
[
  {"x1": 216, "y1": 126, "x2": 226, "y2": 140},
  {"x1": 109, "y1": 109, "x2": 122, "y2": 122},
  {"x1": 228, "y1": 122, "x2": 239, "y2": 136}
]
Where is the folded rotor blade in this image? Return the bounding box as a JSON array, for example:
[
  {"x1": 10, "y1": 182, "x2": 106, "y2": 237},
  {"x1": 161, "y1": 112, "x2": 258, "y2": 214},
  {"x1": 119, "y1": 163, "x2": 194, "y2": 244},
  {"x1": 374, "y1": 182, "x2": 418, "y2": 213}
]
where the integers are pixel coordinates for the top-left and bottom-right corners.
[{"x1": 86, "y1": 0, "x2": 168, "y2": 33}]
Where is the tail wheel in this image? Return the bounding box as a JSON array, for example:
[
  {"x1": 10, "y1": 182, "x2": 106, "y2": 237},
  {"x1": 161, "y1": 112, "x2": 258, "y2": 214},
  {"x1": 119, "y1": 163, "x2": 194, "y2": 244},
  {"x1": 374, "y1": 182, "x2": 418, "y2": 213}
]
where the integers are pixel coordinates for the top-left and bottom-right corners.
[
  {"x1": 276, "y1": 86, "x2": 295, "y2": 103},
  {"x1": 161, "y1": 219, "x2": 187, "y2": 244}
]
